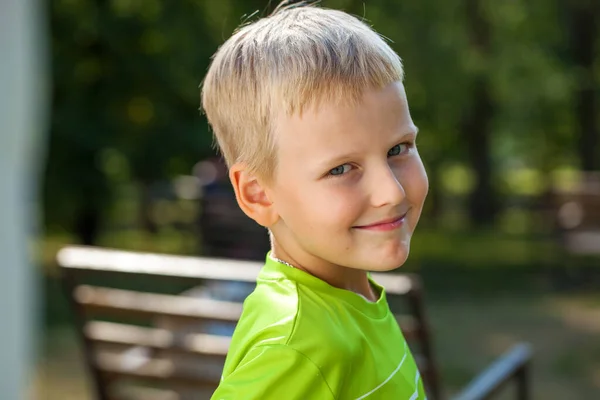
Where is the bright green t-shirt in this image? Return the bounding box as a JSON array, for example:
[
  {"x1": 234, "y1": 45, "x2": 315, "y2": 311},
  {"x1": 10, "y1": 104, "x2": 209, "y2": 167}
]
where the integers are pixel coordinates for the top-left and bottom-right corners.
[{"x1": 211, "y1": 255, "x2": 426, "y2": 399}]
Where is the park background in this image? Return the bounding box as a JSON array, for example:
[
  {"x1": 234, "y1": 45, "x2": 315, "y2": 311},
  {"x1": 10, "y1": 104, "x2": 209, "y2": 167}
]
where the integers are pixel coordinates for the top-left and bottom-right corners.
[{"x1": 33, "y1": 0, "x2": 599, "y2": 399}]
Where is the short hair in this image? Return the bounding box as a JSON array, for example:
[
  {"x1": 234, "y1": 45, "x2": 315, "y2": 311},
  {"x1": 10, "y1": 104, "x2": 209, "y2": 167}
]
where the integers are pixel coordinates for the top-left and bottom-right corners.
[{"x1": 201, "y1": 2, "x2": 404, "y2": 181}]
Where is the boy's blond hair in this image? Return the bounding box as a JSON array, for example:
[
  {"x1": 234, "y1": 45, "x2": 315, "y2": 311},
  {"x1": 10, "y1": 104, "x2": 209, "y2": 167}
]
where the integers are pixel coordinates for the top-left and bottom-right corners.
[{"x1": 201, "y1": 2, "x2": 404, "y2": 181}]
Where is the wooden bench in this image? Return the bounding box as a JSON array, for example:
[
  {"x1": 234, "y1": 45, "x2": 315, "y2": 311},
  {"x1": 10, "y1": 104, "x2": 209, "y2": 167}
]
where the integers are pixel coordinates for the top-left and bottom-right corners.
[
  {"x1": 552, "y1": 172, "x2": 600, "y2": 257},
  {"x1": 58, "y1": 245, "x2": 532, "y2": 400},
  {"x1": 547, "y1": 172, "x2": 600, "y2": 288}
]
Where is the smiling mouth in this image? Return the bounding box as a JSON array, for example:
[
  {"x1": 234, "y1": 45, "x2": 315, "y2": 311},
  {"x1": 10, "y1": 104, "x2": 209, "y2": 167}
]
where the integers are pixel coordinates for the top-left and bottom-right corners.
[{"x1": 354, "y1": 212, "x2": 408, "y2": 231}]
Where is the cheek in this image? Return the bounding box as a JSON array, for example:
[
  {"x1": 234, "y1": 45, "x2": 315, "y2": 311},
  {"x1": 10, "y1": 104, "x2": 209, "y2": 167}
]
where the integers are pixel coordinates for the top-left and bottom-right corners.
[
  {"x1": 279, "y1": 182, "x2": 363, "y2": 231},
  {"x1": 396, "y1": 156, "x2": 429, "y2": 204}
]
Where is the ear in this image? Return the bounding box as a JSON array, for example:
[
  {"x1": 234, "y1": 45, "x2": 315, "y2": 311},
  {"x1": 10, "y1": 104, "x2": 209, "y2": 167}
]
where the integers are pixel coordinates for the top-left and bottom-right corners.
[{"x1": 229, "y1": 163, "x2": 279, "y2": 227}]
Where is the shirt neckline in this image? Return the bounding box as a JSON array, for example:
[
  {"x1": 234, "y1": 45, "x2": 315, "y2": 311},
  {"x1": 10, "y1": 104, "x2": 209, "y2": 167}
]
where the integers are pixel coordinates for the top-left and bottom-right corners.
[{"x1": 260, "y1": 251, "x2": 390, "y2": 319}]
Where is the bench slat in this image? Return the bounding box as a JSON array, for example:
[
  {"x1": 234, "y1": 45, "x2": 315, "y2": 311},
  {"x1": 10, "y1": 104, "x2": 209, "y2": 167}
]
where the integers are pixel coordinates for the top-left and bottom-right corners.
[
  {"x1": 564, "y1": 231, "x2": 600, "y2": 255},
  {"x1": 77, "y1": 285, "x2": 419, "y2": 344},
  {"x1": 59, "y1": 245, "x2": 414, "y2": 295},
  {"x1": 96, "y1": 351, "x2": 222, "y2": 388},
  {"x1": 74, "y1": 285, "x2": 243, "y2": 322},
  {"x1": 85, "y1": 321, "x2": 230, "y2": 357},
  {"x1": 108, "y1": 386, "x2": 180, "y2": 400}
]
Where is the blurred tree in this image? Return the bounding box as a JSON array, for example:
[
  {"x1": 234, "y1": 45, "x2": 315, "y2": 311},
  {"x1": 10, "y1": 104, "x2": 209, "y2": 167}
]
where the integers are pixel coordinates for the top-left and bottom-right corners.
[
  {"x1": 45, "y1": 0, "x2": 222, "y2": 242},
  {"x1": 44, "y1": 0, "x2": 596, "y2": 241},
  {"x1": 567, "y1": 0, "x2": 599, "y2": 171},
  {"x1": 45, "y1": 0, "x2": 116, "y2": 243},
  {"x1": 461, "y1": 0, "x2": 497, "y2": 225},
  {"x1": 490, "y1": 0, "x2": 571, "y2": 174}
]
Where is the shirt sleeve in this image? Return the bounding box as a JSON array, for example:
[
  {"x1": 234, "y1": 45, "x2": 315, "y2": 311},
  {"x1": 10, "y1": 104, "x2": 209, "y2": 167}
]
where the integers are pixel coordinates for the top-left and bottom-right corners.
[{"x1": 210, "y1": 344, "x2": 336, "y2": 400}]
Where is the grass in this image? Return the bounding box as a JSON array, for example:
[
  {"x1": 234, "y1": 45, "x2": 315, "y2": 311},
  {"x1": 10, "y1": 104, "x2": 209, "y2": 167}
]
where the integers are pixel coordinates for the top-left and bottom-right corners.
[{"x1": 433, "y1": 293, "x2": 600, "y2": 399}]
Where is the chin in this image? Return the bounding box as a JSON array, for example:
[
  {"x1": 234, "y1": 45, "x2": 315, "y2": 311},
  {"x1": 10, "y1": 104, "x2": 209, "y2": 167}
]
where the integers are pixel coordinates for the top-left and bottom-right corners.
[{"x1": 365, "y1": 244, "x2": 410, "y2": 272}]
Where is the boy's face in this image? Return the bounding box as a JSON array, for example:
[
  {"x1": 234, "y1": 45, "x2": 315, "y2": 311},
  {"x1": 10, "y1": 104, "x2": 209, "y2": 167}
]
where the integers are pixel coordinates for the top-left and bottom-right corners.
[{"x1": 266, "y1": 81, "x2": 428, "y2": 272}]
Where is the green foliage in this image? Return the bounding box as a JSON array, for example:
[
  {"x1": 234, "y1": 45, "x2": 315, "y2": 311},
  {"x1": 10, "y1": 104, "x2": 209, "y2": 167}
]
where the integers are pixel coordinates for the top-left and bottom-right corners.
[{"x1": 45, "y1": 0, "x2": 598, "y2": 232}]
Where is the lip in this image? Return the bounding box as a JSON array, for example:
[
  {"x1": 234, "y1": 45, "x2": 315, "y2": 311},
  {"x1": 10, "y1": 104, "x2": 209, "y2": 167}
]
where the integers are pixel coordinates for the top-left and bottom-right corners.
[{"x1": 354, "y1": 212, "x2": 408, "y2": 231}]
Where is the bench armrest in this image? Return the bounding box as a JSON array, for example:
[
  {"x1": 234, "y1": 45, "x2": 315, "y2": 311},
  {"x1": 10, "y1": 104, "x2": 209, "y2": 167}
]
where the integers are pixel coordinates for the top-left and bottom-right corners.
[{"x1": 451, "y1": 343, "x2": 533, "y2": 400}]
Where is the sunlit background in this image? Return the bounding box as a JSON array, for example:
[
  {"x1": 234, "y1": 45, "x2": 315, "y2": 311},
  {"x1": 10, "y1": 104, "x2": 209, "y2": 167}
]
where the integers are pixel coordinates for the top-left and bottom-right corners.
[{"x1": 4, "y1": 0, "x2": 599, "y2": 399}]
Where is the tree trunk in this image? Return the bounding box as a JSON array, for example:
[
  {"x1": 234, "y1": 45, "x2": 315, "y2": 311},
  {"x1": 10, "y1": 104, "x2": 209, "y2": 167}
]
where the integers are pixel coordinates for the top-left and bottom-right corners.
[
  {"x1": 463, "y1": 0, "x2": 498, "y2": 225},
  {"x1": 570, "y1": 1, "x2": 599, "y2": 171},
  {"x1": 74, "y1": 206, "x2": 101, "y2": 245},
  {"x1": 139, "y1": 181, "x2": 159, "y2": 234},
  {"x1": 464, "y1": 80, "x2": 497, "y2": 225}
]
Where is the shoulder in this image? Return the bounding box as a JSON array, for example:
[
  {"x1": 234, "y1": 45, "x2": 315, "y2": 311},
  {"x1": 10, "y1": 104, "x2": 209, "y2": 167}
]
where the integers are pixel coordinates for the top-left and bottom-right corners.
[
  {"x1": 213, "y1": 344, "x2": 336, "y2": 400},
  {"x1": 229, "y1": 276, "x2": 352, "y2": 348},
  {"x1": 238, "y1": 275, "x2": 363, "y2": 350},
  {"x1": 234, "y1": 276, "x2": 301, "y2": 344},
  {"x1": 222, "y1": 276, "x2": 302, "y2": 370},
  {"x1": 224, "y1": 276, "x2": 357, "y2": 373}
]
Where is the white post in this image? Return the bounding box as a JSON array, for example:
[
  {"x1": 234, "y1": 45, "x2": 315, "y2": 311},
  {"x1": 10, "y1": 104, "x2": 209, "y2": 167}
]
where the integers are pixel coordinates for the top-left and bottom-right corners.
[{"x1": 0, "y1": 0, "x2": 47, "y2": 398}]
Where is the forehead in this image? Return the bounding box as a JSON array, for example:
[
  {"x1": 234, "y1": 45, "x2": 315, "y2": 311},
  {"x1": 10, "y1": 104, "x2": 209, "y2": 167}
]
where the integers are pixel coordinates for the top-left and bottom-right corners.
[{"x1": 274, "y1": 82, "x2": 414, "y2": 158}]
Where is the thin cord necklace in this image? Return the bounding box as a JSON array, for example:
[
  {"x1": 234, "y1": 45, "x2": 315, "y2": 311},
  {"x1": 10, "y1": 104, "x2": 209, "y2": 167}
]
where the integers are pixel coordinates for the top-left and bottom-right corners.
[{"x1": 269, "y1": 254, "x2": 296, "y2": 269}]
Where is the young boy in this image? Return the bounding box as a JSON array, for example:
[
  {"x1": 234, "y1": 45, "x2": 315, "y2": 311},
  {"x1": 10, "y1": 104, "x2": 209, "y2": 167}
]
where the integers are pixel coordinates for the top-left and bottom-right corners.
[{"x1": 201, "y1": 1, "x2": 429, "y2": 398}]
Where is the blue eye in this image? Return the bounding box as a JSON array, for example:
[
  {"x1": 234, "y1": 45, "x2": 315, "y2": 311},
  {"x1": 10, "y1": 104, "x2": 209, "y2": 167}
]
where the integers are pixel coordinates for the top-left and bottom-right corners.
[
  {"x1": 388, "y1": 143, "x2": 408, "y2": 157},
  {"x1": 329, "y1": 164, "x2": 352, "y2": 176}
]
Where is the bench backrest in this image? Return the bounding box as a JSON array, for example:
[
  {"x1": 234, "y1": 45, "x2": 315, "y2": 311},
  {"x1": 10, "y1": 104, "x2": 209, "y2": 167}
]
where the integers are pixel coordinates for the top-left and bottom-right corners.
[{"x1": 58, "y1": 245, "x2": 441, "y2": 400}]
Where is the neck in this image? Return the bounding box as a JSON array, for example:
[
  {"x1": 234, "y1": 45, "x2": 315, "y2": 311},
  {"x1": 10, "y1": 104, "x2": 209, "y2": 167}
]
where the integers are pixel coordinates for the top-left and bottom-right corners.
[{"x1": 271, "y1": 240, "x2": 377, "y2": 302}]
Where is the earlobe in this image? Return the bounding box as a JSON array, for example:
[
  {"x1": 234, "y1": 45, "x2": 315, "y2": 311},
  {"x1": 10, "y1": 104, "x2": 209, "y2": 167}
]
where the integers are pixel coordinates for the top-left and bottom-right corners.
[{"x1": 229, "y1": 163, "x2": 279, "y2": 227}]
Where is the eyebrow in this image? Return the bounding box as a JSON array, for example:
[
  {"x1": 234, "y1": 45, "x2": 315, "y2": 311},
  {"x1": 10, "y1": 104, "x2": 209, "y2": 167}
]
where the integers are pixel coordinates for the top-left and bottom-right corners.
[{"x1": 316, "y1": 127, "x2": 419, "y2": 170}]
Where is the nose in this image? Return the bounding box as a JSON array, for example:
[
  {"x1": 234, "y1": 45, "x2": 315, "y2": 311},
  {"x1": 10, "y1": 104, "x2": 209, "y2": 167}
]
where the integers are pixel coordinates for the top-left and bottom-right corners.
[{"x1": 369, "y1": 163, "x2": 405, "y2": 208}]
